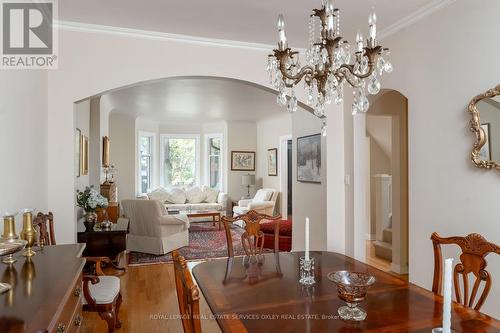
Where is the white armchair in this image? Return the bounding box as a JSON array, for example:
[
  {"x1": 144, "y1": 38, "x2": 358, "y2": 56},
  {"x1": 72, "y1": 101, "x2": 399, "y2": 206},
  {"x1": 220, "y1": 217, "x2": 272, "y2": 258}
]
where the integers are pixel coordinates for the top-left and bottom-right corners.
[
  {"x1": 121, "y1": 199, "x2": 190, "y2": 255},
  {"x1": 233, "y1": 188, "x2": 279, "y2": 216}
]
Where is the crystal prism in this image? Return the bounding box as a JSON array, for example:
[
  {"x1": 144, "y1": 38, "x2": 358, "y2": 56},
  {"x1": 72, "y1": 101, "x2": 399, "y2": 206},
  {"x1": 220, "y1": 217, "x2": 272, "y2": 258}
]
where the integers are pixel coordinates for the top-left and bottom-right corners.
[{"x1": 367, "y1": 76, "x2": 381, "y2": 95}]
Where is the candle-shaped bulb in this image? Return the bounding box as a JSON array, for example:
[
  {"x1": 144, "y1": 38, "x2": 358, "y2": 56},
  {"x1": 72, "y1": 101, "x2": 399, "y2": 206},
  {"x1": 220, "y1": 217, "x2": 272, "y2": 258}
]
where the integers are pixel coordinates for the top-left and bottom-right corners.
[
  {"x1": 368, "y1": 10, "x2": 376, "y2": 25},
  {"x1": 356, "y1": 31, "x2": 364, "y2": 52},
  {"x1": 277, "y1": 14, "x2": 285, "y2": 31},
  {"x1": 369, "y1": 9, "x2": 377, "y2": 41},
  {"x1": 325, "y1": 0, "x2": 334, "y2": 14},
  {"x1": 277, "y1": 14, "x2": 288, "y2": 51},
  {"x1": 325, "y1": 0, "x2": 335, "y2": 36}
]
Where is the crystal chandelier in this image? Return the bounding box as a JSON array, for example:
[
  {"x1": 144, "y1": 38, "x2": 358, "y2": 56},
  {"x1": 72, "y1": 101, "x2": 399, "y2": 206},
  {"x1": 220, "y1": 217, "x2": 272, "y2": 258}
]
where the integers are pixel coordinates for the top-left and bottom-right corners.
[{"x1": 267, "y1": 0, "x2": 393, "y2": 133}]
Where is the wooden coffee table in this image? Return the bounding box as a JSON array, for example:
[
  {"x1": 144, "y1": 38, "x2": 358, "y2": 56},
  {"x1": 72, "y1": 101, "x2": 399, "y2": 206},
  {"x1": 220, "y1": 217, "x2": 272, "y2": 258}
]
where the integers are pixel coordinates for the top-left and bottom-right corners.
[{"x1": 183, "y1": 210, "x2": 222, "y2": 230}]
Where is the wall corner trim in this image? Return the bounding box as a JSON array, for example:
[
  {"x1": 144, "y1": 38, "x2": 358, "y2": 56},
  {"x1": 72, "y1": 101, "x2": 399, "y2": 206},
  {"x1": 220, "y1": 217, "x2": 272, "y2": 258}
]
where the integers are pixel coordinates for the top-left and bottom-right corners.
[{"x1": 379, "y1": 0, "x2": 457, "y2": 40}]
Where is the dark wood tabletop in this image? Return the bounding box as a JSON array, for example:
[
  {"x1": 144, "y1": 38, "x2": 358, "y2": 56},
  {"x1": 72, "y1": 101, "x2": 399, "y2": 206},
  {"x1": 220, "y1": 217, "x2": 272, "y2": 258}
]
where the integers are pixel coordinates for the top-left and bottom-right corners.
[
  {"x1": 0, "y1": 243, "x2": 86, "y2": 333},
  {"x1": 192, "y1": 251, "x2": 500, "y2": 333}
]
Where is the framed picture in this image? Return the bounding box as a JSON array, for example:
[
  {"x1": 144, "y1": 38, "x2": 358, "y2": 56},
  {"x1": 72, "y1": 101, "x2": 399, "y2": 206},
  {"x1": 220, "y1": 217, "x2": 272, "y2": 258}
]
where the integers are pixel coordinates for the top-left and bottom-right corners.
[
  {"x1": 479, "y1": 123, "x2": 491, "y2": 160},
  {"x1": 231, "y1": 151, "x2": 256, "y2": 171},
  {"x1": 268, "y1": 148, "x2": 278, "y2": 176},
  {"x1": 81, "y1": 135, "x2": 89, "y2": 176},
  {"x1": 102, "y1": 136, "x2": 110, "y2": 167},
  {"x1": 75, "y1": 128, "x2": 81, "y2": 177},
  {"x1": 297, "y1": 134, "x2": 321, "y2": 183}
]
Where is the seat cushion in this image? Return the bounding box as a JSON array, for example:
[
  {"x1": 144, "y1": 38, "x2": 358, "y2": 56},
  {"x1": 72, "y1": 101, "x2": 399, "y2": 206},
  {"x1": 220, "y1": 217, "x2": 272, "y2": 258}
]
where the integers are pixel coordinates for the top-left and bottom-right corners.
[
  {"x1": 185, "y1": 186, "x2": 205, "y2": 203},
  {"x1": 261, "y1": 220, "x2": 292, "y2": 252},
  {"x1": 84, "y1": 276, "x2": 120, "y2": 305},
  {"x1": 260, "y1": 220, "x2": 292, "y2": 237}
]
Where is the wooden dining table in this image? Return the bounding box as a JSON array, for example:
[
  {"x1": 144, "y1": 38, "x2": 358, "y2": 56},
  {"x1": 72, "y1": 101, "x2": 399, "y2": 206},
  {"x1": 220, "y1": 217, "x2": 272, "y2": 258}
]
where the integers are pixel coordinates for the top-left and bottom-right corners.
[{"x1": 192, "y1": 251, "x2": 500, "y2": 333}]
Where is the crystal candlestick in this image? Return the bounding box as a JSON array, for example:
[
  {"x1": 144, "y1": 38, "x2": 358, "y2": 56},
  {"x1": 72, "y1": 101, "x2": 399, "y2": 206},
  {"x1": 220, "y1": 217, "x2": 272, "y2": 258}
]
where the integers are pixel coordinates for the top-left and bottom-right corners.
[{"x1": 299, "y1": 256, "x2": 315, "y2": 285}]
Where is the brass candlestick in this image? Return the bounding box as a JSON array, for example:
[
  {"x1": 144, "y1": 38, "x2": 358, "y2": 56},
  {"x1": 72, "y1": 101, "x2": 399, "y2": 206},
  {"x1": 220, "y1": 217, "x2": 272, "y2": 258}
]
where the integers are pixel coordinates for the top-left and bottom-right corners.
[
  {"x1": 2, "y1": 214, "x2": 18, "y2": 240},
  {"x1": 19, "y1": 210, "x2": 37, "y2": 257}
]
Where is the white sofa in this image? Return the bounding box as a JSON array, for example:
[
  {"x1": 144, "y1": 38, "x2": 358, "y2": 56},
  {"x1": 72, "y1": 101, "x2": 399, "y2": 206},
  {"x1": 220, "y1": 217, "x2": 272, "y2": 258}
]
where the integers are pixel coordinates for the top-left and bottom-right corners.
[
  {"x1": 121, "y1": 199, "x2": 190, "y2": 255},
  {"x1": 233, "y1": 188, "x2": 279, "y2": 216},
  {"x1": 139, "y1": 186, "x2": 228, "y2": 215}
]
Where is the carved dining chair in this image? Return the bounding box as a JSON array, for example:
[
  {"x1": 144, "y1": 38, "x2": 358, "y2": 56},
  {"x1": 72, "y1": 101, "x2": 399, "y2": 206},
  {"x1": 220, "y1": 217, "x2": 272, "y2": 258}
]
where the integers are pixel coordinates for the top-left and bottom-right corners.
[
  {"x1": 222, "y1": 210, "x2": 282, "y2": 257},
  {"x1": 431, "y1": 232, "x2": 500, "y2": 310},
  {"x1": 33, "y1": 212, "x2": 55, "y2": 246},
  {"x1": 172, "y1": 250, "x2": 202, "y2": 333},
  {"x1": 82, "y1": 256, "x2": 123, "y2": 333}
]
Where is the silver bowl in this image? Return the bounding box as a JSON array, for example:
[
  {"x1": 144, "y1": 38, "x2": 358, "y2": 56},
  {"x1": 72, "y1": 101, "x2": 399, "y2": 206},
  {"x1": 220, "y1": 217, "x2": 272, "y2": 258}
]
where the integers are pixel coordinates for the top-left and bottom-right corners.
[
  {"x1": 0, "y1": 239, "x2": 27, "y2": 264},
  {"x1": 328, "y1": 270, "x2": 375, "y2": 321}
]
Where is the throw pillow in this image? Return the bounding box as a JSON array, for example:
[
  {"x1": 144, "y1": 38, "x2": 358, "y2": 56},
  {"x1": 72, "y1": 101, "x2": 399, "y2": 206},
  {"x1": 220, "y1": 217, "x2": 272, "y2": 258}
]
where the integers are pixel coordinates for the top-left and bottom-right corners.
[
  {"x1": 202, "y1": 186, "x2": 220, "y2": 203},
  {"x1": 147, "y1": 187, "x2": 170, "y2": 203},
  {"x1": 253, "y1": 189, "x2": 272, "y2": 202},
  {"x1": 166, "y1": 188, "x2": 187, "y2": 204},
  {"x1": 185, "y1": 186, "x2": 205, "y2": 204}
]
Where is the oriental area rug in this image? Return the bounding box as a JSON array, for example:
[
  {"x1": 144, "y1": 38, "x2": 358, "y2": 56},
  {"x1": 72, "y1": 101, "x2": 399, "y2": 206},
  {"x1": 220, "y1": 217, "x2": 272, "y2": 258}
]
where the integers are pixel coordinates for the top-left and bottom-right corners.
[{"x1": 128, "y1": 221, "x2": 247, "y2": 265}]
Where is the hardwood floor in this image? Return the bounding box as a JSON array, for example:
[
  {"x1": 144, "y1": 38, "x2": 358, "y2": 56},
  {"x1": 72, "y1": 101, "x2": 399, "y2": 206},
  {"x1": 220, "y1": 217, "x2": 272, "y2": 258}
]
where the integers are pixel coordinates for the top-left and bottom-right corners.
[{"x1": 81, "y1": 263, "x2": 222, "y2": 333}]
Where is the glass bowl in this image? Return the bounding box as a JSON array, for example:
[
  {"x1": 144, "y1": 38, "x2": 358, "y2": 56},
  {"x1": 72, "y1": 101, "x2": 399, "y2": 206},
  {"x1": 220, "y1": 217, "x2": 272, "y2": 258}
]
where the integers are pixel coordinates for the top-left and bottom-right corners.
[{"x1": 327, "y1": 270, "x2": 375, "y2": 321}]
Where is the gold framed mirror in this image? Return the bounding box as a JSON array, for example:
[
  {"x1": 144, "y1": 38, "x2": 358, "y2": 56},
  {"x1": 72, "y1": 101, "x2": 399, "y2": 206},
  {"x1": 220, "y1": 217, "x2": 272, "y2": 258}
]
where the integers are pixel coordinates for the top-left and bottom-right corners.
[{"x1": 468, "y1": 84, "x2": 500, "y2": 169}]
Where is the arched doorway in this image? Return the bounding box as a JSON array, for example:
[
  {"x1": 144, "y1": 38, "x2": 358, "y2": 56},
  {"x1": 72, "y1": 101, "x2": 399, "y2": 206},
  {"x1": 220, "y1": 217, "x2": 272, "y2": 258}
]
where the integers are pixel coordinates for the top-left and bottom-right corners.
[{"x1": 353, "y1": 89, "x2": 408, "y2": 275}]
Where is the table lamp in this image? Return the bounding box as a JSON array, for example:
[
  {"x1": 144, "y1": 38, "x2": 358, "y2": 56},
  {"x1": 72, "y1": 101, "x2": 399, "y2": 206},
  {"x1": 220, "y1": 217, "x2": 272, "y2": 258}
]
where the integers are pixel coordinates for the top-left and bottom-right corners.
[{"x1": 241, "y1": 174, "x2": 255, "y2": 199}]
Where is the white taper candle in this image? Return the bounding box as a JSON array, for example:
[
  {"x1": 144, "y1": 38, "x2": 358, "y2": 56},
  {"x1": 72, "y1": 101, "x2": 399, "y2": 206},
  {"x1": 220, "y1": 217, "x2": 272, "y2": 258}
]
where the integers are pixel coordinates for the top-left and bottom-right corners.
[
  {"x1": 443, "y1": 258, "x2": 453, "y2": 333},
  {"x1": 305, "y1": 217, "x2": 310, "y2": 261}
]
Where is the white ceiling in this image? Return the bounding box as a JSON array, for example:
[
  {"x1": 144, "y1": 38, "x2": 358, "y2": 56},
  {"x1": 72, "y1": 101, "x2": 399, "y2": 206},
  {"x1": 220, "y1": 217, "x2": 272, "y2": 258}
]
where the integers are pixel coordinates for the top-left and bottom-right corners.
[
  {"x1": 102, "y1": 77, "x2": 306, "y2": 123},
  {"x1": 60, "y1": 0, "x2": 437, "y2": 46}
]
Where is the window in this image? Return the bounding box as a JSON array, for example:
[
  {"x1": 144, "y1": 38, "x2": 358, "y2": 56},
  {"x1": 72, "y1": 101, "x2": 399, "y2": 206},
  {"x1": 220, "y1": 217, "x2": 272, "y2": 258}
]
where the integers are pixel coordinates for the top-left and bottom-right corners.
[
  {"x1": 206, "y1": 134, "x2": 223, "y2": 189},
  {"x1": 160, "y1": 134, "x2": 200, "y2": 187},
  {"x1": 138, "y1": 132, "x2": 155, "y2": 194}
]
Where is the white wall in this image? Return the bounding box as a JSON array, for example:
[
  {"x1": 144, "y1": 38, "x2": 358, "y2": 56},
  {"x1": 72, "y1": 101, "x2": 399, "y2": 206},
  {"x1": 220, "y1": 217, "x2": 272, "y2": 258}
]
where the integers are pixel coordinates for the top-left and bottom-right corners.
[
  {"x1": 382, "y1": 0, "x2": 500, "y2": 317},
  {"x1": 109, "y1": 113, "x2": 136, "y2": 200},
  {"x1": 226, "y1": 121, "x2": 257, "y2": 201},
  {"x1": 292, "y1": 110, "x2": 327, "y2": 252},
  {"x1": 256, "y1": 113, "x2": 292, "y2": 214},
  {"x1": 0, "y1": 71, "x2": 48, "y2": 232}
]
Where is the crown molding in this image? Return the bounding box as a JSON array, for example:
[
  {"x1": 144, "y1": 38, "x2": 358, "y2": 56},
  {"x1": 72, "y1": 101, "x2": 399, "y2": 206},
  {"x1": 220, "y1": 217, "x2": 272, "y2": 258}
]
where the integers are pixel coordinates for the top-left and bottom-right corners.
[
  {"x1": 55, "y1": 20, "x2": 281, "y2": 52},
  {"x1": 57, "y1": 0, "x2": 455, "y2": 52},
  {"x1": 379, "y1": 0, "x2": 456, "y2": 40}
]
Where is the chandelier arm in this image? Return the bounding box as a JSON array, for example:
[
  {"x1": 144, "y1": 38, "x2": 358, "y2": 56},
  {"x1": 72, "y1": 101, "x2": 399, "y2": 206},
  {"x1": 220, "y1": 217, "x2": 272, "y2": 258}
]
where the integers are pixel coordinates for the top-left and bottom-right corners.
[
  {"x1": 338, "y1": 63, "x2": 376, "y2": 80},
  {"x1": 280, "y1": 65, "x2": 315, "y2": 83},
  {"x1": 340, "y1": 70, "x2": 363, "y2": 88}
]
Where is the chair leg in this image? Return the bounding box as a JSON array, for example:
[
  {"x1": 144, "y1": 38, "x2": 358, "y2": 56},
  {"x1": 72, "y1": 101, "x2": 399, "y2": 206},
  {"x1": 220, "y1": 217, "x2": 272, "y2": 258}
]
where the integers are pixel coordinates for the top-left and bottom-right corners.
[
  {"x1": 99, "y1": 310, "x2": 116, "y2": 333},
  {"x1": 115, "y1": 293, "x2": 123, "y2": 328}
]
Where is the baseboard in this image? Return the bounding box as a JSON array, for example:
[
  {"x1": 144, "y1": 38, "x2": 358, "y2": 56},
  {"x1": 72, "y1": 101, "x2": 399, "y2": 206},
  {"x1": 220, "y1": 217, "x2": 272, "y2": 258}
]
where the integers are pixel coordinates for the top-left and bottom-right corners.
[
  {"x1": 390, "y1": 263, "x2": 409, "y2": 275},
  {"x1": 365, "y1": 233, "x2": 376, "y2": 241}
]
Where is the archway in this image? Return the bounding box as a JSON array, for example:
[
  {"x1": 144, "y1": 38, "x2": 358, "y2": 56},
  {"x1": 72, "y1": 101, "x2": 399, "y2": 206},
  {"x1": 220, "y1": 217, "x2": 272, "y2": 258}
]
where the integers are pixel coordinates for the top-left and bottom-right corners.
[{"x1": 352, "y1": 89, "x2": 408, "y2": 275}]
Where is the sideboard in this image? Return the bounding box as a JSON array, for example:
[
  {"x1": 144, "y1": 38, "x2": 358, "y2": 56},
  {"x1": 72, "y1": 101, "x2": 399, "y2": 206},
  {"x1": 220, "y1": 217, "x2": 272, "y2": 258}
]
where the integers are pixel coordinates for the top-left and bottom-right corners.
[{"x1": 0, "y1": 243, "x2": 86, "y2": 333}]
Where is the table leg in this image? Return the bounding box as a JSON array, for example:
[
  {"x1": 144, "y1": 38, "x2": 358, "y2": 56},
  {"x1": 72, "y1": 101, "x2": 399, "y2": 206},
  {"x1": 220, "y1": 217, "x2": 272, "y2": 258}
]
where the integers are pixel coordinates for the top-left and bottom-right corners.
[
  {"x1": 212, "y1": 214, "x2": 216, "y2": 227},
  {"x1": 218, "y1": 214, "x2": 221, "y2": 230}
]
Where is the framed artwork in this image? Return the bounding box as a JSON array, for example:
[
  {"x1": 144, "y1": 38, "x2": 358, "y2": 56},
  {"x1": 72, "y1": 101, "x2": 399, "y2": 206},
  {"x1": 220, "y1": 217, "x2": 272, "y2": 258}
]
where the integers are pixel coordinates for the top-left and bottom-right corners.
[
  {"x1": 81, "y1": 135, "x2": 89, "y2": 176},
  {"x1": 231, "y1": 151, "x2": 256, "y2": 171},
  {"x1": 268, "y1": 148, "x2": 278, "y2": 176},
  {"x1": 479, "y1": 123, "x2": 491, "y2": 160},
  {"x1": 102, "y1": 136, "x2": 110, "y2": 167},
  {"x1": 75, "y1": 129, "x2": 81, "y2": 177},
  {"x1": 297, "y1": 134, "x2": 321, "y2": 183}
]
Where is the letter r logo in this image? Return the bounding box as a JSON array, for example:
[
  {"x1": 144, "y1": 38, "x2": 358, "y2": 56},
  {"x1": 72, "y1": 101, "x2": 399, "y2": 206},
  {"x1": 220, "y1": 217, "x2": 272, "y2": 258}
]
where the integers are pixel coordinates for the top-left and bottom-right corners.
[{"x1": 2, "y1": 2, "x2": 53, "y2": 54}]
